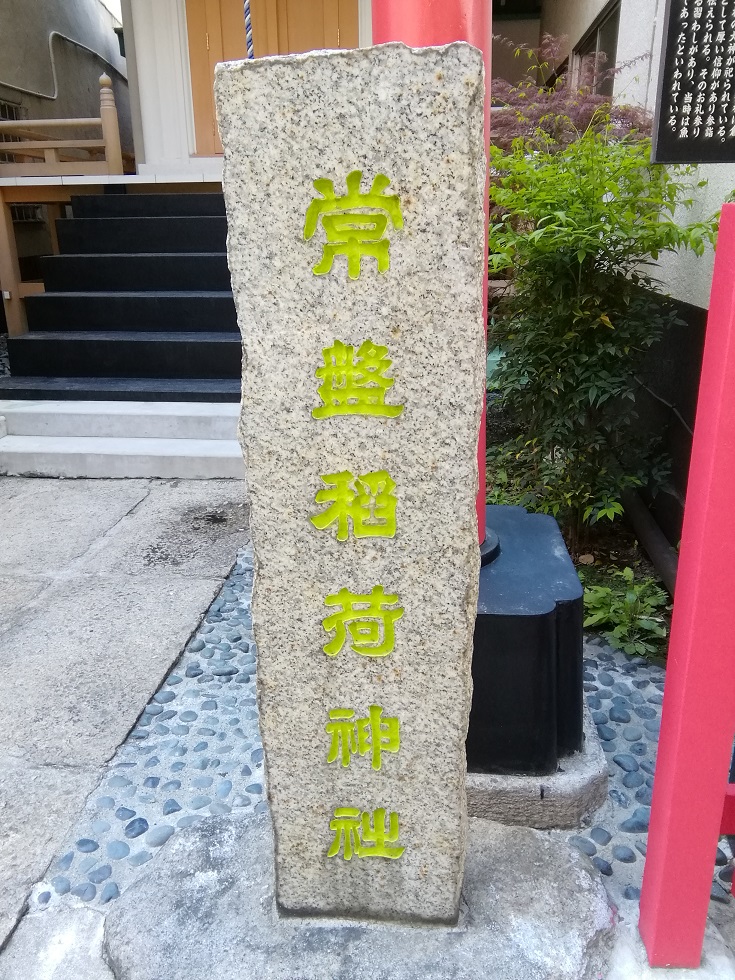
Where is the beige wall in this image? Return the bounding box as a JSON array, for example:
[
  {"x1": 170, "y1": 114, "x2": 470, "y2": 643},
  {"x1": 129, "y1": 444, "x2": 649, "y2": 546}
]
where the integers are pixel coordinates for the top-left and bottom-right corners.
[
  {"x1": 492, "y1": 19, "x2": 542, "y2": 86},
  {"x1": 540, "y1": 0, "x2": 609, "y2": 60},
  {"x1": 0, "y1": 0, "x2": 131, "y2": 152}
]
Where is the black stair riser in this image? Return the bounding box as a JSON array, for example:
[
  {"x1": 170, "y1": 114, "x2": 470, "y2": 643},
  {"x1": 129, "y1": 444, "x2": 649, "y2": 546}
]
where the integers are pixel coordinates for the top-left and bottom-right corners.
[
  {"x1": 57, "y1": 217, "x2": 227, "y2": 254},
  {"x1": 71, "y1": 193, "x2": 226, "y2": 219},
  {"x1": 8, "y1": 335, "x2": 241, "y2": 380},
  {"x1": 25, "y1": 293, "x2": 238, "y2": 333},
  {"x1": 41, "y1": 254, "x2": 232, "y2": 292},
  {"x1": 0, "y1": 377, "x2": 240, "y2": 402}
]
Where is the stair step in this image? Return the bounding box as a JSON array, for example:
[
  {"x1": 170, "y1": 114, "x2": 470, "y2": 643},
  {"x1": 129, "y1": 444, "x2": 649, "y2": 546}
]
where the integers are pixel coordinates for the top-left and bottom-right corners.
[
  {"x1": 0, "y1": 434, "x2": 245, "y2": 479},
  {"x1": 71, "y1": 193, "x2": 226, "y2": 219},
  {"x1": 57, "y1": 217, "x2": 227, "y2": 254},
  {"x1": 25, "y1": 291, "x2": 238, "y2": 332},
  {"x1": 0, "y1": 377, "x2": 241, "y2": 402},
  {"x1": 41, "y1": 253, "x2": 232, "y2": 292},
  {"x1": 0, "y1": 399, "x2": 239, "y2": 440},
  {"x1": 8, "y1": 332, "x2": 241, "y2": 379}
]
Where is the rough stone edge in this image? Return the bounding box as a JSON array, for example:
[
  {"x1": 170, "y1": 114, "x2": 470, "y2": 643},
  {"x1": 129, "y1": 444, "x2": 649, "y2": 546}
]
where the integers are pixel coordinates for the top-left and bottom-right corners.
[
  {"x1": 215, "y1": 39, "x2": 485, "y2": 77},
  {"x1": 466, "y1": 704, "x2": 608, "y2": 829}
]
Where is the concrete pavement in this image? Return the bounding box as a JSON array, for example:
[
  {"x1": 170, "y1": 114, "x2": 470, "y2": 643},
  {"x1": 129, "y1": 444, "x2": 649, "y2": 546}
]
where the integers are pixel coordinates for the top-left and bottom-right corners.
[{"x1": 0, "y1": 477, "x2": 247, "y2": 945}]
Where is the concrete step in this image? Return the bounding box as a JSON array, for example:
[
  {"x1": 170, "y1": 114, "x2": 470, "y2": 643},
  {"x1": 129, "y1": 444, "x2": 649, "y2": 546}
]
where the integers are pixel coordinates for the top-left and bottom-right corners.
[
  {"x1": 0, "y1": 433, "x2": 245, "y2": 479},
  {"x1": 0, "y1": 400, "x2": 240, "y2": 440}
]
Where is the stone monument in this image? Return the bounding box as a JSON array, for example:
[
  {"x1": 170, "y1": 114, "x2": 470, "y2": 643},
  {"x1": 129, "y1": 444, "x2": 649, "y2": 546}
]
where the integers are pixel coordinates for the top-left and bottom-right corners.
[{"x1": 215, "y1": 42, "x2": 486, "y2": 923}]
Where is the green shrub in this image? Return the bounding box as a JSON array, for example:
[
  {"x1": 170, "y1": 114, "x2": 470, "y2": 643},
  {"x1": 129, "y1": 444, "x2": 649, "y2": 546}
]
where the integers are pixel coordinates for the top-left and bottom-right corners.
[
  {"x1": 487, "y1": 126, "x2": 717, "y2": 546},
  {"x1": 582, "y1": 566, "x2": 669, "y2": 656}
]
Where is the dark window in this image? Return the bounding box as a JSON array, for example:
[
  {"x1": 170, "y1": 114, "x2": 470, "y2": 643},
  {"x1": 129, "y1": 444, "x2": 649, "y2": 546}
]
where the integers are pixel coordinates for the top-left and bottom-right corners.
[{"x1": 575, "y1": 2, "x2": 621, "y2": 98}]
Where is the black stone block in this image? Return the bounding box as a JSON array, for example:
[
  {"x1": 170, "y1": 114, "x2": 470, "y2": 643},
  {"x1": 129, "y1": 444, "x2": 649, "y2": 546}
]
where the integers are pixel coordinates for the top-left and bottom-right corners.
[{"x1": 467, "y1": 505, "x2": 584, "y2": 775}]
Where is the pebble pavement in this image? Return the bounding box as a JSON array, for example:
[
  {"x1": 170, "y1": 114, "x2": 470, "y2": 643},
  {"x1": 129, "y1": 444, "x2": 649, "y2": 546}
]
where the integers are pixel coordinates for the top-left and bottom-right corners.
[
  {"x1": 23, "y1": 546, "x2": 734, "y2": 932},
  {"x1": 29, "y1": 546, "x2": 266, "y2": 912},
  {"x1": 558, "y1": 636, "x2": 733, "y2": 913}
]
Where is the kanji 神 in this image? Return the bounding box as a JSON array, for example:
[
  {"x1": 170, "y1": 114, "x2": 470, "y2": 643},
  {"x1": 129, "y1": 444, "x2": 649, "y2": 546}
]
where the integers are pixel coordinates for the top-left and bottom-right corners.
[
  {"x1": 321, "y1": 586, "x2": 404, "y2": 657},
  {"x1": 310, "y1": 470, "x2": 397, "y2": 540},
  {"x1": 325, "y1": 705, "x2": 401, "y2": 769},
  {"x1": 312, "y1": 339, "x2": 404, "y2": 419},
  {"x1": 327, "y1": 807, "x2": 405, "y2": 860},
  {"x1": 303, "y1": 170, "x2": 403, "y2": 279}
]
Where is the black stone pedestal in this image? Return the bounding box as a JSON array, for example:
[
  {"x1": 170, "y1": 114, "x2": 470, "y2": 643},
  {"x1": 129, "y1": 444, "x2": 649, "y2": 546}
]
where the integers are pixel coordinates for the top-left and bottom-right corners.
[{"x1": 467, "y1": 505, "x2": 584, "y2": 776}]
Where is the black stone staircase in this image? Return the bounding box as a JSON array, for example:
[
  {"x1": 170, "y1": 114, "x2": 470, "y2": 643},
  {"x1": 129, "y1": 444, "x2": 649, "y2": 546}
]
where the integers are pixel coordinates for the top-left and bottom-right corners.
[{"x1": 0, "y1": 192, "x2": 241, "y2": 401}]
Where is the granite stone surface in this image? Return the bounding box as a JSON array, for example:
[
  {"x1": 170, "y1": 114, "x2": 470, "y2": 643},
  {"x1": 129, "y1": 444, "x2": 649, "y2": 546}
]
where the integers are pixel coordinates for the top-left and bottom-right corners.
[{"x1": 215, "y1": 43, "x2": 486, "y2": 922}]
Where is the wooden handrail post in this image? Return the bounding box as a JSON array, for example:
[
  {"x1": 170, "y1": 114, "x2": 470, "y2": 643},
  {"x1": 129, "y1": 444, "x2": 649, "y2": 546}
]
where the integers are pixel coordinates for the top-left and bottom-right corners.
[
  {"x1": 0, "y1": 188, "x2": 27, "y2": 335},
  {"x1": 99, "y1": 73, "x2": 123, "y2": 175}
]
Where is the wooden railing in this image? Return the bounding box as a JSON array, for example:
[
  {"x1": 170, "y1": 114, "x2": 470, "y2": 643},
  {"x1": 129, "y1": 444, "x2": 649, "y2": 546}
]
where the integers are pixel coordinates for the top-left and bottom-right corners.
[{"x1": 0, "y1": 74, "x2": 125, "y2": 177}]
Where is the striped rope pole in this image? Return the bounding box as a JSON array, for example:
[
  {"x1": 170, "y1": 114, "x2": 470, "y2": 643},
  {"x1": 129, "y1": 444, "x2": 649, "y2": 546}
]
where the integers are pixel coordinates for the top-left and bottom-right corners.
[{"x1": 244, "y1": 0, "x2": 254, "y2": 58}]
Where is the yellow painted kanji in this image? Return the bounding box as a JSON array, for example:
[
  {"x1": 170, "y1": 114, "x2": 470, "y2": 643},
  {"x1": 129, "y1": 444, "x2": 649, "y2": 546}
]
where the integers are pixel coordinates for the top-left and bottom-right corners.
[
  {"x1": 325, "y1": 705, "x2": 400, "y2": 770},
  {"x1": 310, "y1": 470, "x2": 396, "y2": 541},
  {"x1": 312, "y1": 339, "x2": 404, "y2": 419},
  {"x1": 321, "y1": 586, "x2": 403, "y2": 658},
  {"x1": 303, "y1": 170, "x2": 403, "y2": 279},
  {"x1": 327, "y1": 807, "x2": 405, "y2": 860}
]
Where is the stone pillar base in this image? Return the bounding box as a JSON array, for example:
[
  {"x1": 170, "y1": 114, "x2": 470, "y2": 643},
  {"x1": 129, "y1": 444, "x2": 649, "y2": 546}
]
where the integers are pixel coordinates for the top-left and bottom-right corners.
[
  {"x1": 102, "y1": 809, "x2": 614, "y2": 980},
  {"x1": 467, "y1": 705, "x2": 608, "y2": 829}
]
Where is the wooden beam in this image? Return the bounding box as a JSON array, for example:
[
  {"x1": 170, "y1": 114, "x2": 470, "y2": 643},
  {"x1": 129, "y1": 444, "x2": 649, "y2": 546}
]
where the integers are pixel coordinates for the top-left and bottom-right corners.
[
  {"x1": 0, "y1": 187, "x2": 27, "y2": 335},
  {"x1": 18, "y1": 282, "x2": 44, "y2": 298},
  {"x1": 0, "y1": 162, "x2": 109, "y2": 177},
  {"x1": 0, "y1": 117, "x2": 102, "y2": 130},
  {"x1": 5, "y1": 140, "x2": 107, "y2": 152},
  {"x1": 99, "y1": 74, "x2": 123, "y2": 175},
  {"x1": 1, "y1": 186, "x2": 77, "y2": 204},
  {"x1": 46, "y1": 203, "x2": 63, "y2": 255}
]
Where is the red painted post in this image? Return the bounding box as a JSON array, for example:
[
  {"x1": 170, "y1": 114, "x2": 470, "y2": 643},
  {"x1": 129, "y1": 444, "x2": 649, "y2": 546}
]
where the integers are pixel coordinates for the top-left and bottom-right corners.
[
  {"x1": 638, "y1": 202, "x2": 735, "y2": 967},
  {"x1": 372, "y1": 0, "x2": 491, "y2": 544}
]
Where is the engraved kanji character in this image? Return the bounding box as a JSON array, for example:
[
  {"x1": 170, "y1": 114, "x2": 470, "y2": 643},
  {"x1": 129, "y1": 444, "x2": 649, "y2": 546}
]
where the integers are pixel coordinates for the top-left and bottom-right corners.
[
  {"x1": 304, "y1": 170, "x2": 403, "y2": 279},
  {"x1": 313, "y1": 339, "x2": 404, "y2": 419},
  {"x1": 321, "y1": 586, "x2": 404, "y2": 658}
]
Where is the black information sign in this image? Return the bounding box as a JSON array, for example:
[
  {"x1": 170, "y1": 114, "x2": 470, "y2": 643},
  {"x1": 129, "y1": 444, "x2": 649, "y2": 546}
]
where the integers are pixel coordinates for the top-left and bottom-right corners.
[{"x1": 653, "y1": 0, "x2": 735, "y2": 163}]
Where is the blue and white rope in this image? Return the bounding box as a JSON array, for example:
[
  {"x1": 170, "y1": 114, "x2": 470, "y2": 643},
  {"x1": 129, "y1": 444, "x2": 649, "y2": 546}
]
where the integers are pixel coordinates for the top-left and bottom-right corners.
[{"x1": 244, "y1": 0, "x2": 254, "y2": 58}]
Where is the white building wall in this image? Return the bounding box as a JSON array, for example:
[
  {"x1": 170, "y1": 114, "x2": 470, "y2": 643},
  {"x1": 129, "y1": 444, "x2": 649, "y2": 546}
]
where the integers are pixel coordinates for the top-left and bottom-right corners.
[
  {"x1": 656, "y1": 164, "x2": 735, "y2": 310},
  {"x1": 126, "y1": 0, "x2": 202, "y2": 176},
  {"x1": 613, "y1": 0, "x2": 661, "y2": 110}
]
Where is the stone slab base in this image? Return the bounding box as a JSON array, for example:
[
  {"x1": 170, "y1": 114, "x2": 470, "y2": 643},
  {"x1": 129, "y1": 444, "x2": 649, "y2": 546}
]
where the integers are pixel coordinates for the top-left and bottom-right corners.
[
  {"x1": 467, "y1": 705, "x2": 608, "y2": 829},
  {"x1": 102, "y1": 811, "x2": 613, "y2": 980}
]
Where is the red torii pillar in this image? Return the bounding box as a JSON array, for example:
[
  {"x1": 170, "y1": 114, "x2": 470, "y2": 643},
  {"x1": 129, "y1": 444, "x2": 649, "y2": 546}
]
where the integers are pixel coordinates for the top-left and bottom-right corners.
[
  {"x1": 372, "y1": 0, "x2": 491, "y2": 545},
  {"x1": 639, "y1": 202, "x2": 735, "y2": 966}
]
